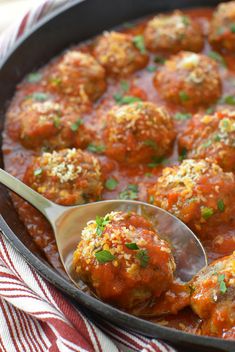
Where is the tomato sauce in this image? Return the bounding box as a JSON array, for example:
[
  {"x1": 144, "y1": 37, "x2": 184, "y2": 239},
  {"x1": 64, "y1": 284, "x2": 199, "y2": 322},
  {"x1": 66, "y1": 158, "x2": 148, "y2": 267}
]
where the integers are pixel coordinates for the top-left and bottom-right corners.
[{"x1": 2, "y1": 7, "x2": 235, "y2": 335}]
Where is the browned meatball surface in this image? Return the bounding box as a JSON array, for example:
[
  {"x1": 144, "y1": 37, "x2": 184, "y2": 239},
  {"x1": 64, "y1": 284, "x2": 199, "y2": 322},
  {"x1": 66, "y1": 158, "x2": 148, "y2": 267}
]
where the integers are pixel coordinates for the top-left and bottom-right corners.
[
  {"x1": 144, "y1": 11, "x2": 204, "y2": 54},
  {"x1": 103, "y1": 102, "x2": 175, "y2": 164},
  {"x1": 148, "y1": 159, "x2": 235, "y2": 240},
  {"x1": 45, "y1": 50, "x2": 107, "y2": 102},
  {"x1": 191, "y1": 253, "x2": 235, "y2": 339},
  {"x1": 23, "y1": 148, "x2": 103, "y2": 205},
  {"x1": 209, "y1": 1, "x2": 235, "y2": 52},
  {"x1": 73, "y1": 210, "x2": 175, "y2": 311},
  {"x1": 6, "y1": 95, "x2": 92, "y2": 150},
  {"x1": 154, "y1": 51, "x2": 222, "y2": 108},
  {"x1": 93, "y1": 31, "x2": 149, "y2": 77},
  {"x1": 179, "y1": 110, "x2": 235, "y2": 172}
]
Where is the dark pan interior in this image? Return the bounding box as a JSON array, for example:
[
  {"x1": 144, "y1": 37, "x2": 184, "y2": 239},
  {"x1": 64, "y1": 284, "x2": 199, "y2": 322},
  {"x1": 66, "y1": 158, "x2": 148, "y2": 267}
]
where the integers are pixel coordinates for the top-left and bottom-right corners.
[{"x1": 0, "y1": 0, "x2": 235, "y2": 351}]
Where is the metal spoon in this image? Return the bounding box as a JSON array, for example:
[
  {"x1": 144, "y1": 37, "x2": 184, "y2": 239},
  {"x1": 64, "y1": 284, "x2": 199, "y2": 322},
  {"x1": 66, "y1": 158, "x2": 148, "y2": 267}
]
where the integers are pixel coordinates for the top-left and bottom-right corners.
[{"x1": 0, "y1": 168, "x2": 207, "y2": 283}]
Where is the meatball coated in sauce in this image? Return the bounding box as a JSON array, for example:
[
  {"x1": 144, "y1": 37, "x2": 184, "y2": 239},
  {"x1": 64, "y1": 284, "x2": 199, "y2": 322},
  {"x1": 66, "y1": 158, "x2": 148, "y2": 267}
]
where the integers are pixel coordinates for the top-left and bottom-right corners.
[
  {"x1": 23, "y1": 148, "x2": 103, "y2": 205},
  {"x1": 144, "y1": 11, "x2": 204, "y2": 54},
  {"x1": 209, "y1": 1, "x2": 235, "y2": 52},
  {"x1": 148, "y1": 159, "x2": 235, "y2": 239},
  {"x1": 154, "y1": 52, "x2": 222, "y2": 108},
  {"x1": 93, "y1": 31, "x2": 149, "y2": 77},
  {"x1": 45, "y1": 51, "x2": 106, "y2": 102},
  {"x1": 9, "y1": 97, "x2": 91, "y2": 150},
  {"x1": 179, "y1": 110, "x2": 235, "y2": 172},
  {"x1": 103, "y1": 102, "x2": 175, "y2": 164},
  {"x1": 191, "y1": 252, "x2": 235, "y2": 339},
  {"x1": 73, "y1": 211, "x2": 175, "y2": 311}
]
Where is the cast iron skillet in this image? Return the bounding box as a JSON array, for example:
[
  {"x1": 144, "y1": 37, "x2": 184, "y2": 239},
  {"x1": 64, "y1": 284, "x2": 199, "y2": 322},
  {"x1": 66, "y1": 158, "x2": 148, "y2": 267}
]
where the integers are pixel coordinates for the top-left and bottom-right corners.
[{"x1": 0, "y1": 1, "x2": 234, "y2": 351}]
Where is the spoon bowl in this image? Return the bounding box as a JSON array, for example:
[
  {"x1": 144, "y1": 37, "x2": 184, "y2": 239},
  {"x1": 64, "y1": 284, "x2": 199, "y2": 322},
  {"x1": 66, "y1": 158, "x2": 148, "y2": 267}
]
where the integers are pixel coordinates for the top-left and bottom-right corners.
[{"x1": 0, "y1": 168, "x2": 207, "y2": 286}]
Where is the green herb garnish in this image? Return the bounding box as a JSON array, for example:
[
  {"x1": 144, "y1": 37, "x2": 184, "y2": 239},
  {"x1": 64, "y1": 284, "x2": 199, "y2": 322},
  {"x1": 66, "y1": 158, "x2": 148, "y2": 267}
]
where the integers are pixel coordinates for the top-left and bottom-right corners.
[
  {"x1": 119, "y1": 184, "x2": 138, "y2": 200},
  {"x1": 218, "y1": 274, "x2": 227, "y2": 294},
  {"x1": 201, "y1": 207, "x2": 214, "y2": 220},
  {"x1": 132, "y1": 35, "x2": 146, "y2": 54},
  {"x1": 202, "y1": 139, "x2": 212, "y2": 148},
  {"x1": 206, "y1": 107, "x2": 214, "y2": 114},
  {"x1": 114, "y1": 94, "x2": 143, "y2": 105},
  {"x1": 217, "y1": 199, "x2": 225, "y2": 212},
  {"x1": 50, "y1": 77, "x2": 62, "y2": 86},
  {"x1": 222, "y1": 95, "x2": 235, "y2": 105},
  {"x1": 154, "y1": 55, "x2": 165, "y2": 64},
  {"x1": 105, "y1": 178, "x2": 118, "y2": 191},
  {"x1": 136, "y1": 249, "x2": 149, "y2": 268},
  {"x1": 27, "y1": 72, "x2": 42, "y2": 83},
  {"x1": 143, "y1": 140, "x2": 158, "y2": 150},
  {"x1": 149, "y1": 195, "x2": 155, "y2": 204},
  {"x1": 70, "y1": 118, "x2": 83, "y2": 132},
  {"x1": 178, "y1": 148, "x2": 187, "y2": 161},
  {"x1": 95, "y1": 215, "x2": 110, "y2": 236},
  {"x1": 87, "y1": 144, "x2": 106, "y2": 153},
  {"x1": 182, "y1": 16, "x2": 190, "y2": 26},
  {"x1": 230, "y1": 24, "x2": 235, "y2": 33},
  {"x1": 125, "y1": 242, "x2": 139, "y2": 250},
  {"x1": 179, "y1": 91, "x2": 189, "y2": 102},
  {"x1": 148, "y1": 155, "x2": 167, "y2": 168},
  {"x1": 31, "y1": 92, "x2": 49, "y2": 102},
  {"x1": 53, "y1": 116, "x2": 61, "y2": 128},
  {"x1": 120, "y1": 80, "x2": 129, "y2": 92},
  {"x1": 34, "y1": 168, "x2": 43, "y2": 176},
  {"x1": 174, "y1": 112, "x2": 191, "y2": 120},
  {"x1": 146, "y1": 65, "x2": 157, "y2": 72},
  {"x1": 95, "y1": 250, "x2": 115, "y2": 263},
  {"x1": 213, "y1": 134, "x2": 221, "y2": 142},
  {"x1": 208, "y1": 51, "x2": 226, "y2": 67}
]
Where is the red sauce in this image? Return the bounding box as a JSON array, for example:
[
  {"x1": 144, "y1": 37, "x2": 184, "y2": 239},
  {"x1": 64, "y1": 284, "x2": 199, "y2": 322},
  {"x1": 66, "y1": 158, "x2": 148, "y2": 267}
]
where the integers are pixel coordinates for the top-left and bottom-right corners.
[{"x1": 2, "y1": 7, "x2": 235, "y2": 336}]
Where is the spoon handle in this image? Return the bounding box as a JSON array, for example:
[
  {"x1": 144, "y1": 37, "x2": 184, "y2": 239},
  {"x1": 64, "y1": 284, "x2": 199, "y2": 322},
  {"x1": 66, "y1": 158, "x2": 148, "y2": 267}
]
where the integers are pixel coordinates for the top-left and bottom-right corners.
[{"x1": 0, "y1": 168, "x2": 56, "y2": 221}]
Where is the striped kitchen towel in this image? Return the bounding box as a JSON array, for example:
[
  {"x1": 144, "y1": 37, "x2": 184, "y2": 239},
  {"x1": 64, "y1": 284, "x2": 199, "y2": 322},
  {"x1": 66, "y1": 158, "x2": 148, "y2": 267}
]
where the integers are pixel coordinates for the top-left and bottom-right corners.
[{"x1": 0, "y1": 1, "x2": 177, "y2": 351}]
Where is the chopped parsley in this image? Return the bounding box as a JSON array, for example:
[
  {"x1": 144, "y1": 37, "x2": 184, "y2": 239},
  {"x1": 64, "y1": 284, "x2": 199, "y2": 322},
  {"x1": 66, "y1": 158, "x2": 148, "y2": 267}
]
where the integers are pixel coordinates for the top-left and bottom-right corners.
[
  {"x1": 120, "y1": 80, "x2": 129, "y2": 92},
  {"x1": 53, "y1": 116, "x2": 61, "y2": 128},
  {"x1": 27, "y1": 72, "x2": 42, "y2": 83},
  {"x1": 34, "y1": 168, "x2": 43, "y2": 176},
  {"x1": 143, "y1": 139, "x2": 158, "y2": 150},
  {"x1": 202, "y1": 139, "x2": 212, "y2": 148},
  {"x1": 230, "y1": 23, "x2": 235, "y2": 33},
  {"x1": 201, "y1": 207, "x2": 214, "y2": 220},
  {"x1": 149, "y1": 195, "x2": 155, "y2": 204},
  {"x1": 50, "y1": 77, "x2": 62, "y2": 86},
  {"x1": 148, "y1": 155, "x2": 167, "y2": 168},
  {"x1": 208, "y1": 51, "x2": 226, "y2": 67},
  {"x1": 136, "y1": 249, "x2": 149, "y2": 267},
  {"x1": 132, "y1": 35, "x2": 146, "y2": 54},
  {"x1": 105, "y1": 178, "x2": 118, "y2": 191},
  {"x1": 87, "y1": 144, "x2": 106, "y2": 153},
  {"x1": 113, "y1": 94, "x2": 143, "y2": 105},
  {"x1": 206, "y1": 107, "x2": 215, "y2": 114},
  {"x1": 213, "y1": 134, "x2": 221, "y2": 142},
  {"x1": 95, "y1": 215, "x2": 110, "y2": 236},
  {"x1": 179, "y1": 91, "x2": 189, "y2": 102},
  {"x1": 119, "y1": 184, "x2": 138, "y2": 200},
  {"x1": 178, "y1": 148, "x2": 187, "y2": 161},
  {"x1": 222, "y1": 95, "x2": 235, "y2": 105},
  {"x1": 146, "y1": 65, "x2": 157, "y2": 72},
  {"x1": 70, "y1": 118, "x2": 83, "y2": 132},
  {"x1": 125, "y1": 242, "x2": 139, "y2": 250},
  {"x1": 31, "y1": 92, "x2": 49, "y2": 102},
  {"x1": 145, "y1": 172, "x2": 152, "y2": 178},
  {"x1": 95, "y1": 250, "x2": 115, "y2": 263},
  {"x1": 174, "y1": 112, "x2": 191, "y2": 120},
  {"x1": 154, "y1": 55, "x2": 165, "y2": 64},
  {"x1": 218, "y1": 274, "x2": 227, "y2": 294},
  {"x1": 217, "y1": 199, "x2": 225, "y2": 212},
  {"x1": 182, "y1": 15, "x2": 190, "y2": 26}
]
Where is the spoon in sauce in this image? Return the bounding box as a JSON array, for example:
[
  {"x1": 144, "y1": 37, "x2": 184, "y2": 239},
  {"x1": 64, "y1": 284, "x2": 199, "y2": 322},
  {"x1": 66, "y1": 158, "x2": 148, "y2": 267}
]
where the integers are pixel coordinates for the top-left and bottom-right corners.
[{"x1": 0, "y1": 168, "x2": 207, "y2": 283}]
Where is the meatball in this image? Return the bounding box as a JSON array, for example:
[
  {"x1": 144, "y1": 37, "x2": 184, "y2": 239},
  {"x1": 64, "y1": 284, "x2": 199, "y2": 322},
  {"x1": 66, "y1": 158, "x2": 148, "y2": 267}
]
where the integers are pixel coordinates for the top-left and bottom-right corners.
[
  {"x1": 73, "y1": 211, "x2": 175, "y2": 310},
  {"x1": 45, "y1": 51, "x2": 106, "y2": 102},
  {"x1": 103, "y1": 102, "x2": 175, "y2": 164},
  {"x1": 191, "y1": 253, "x2": 235, "y2": 339},
  {"x1": 23, "y1": 148, "x2": 103, "y2": 205},
  {"x1": 179, "y1": 110, "x2": 235, "y2": 172},
  {"x1": 12, "y1": 96, "x2": 91, "y2": 149},
  {"x1": 154, "y1": 51, "x2": 222, "y2": 108},
  {"x1": 144, "y1": 11, "x2": 204, "y2": 54},
  {"x1": 209, "y1": 1, "x2": 235, "y2": 52},
  {"x1": 148, "y1": 159, "x2": 235, "y2": 239},
  {"x1": 93, "y1": 31, "x2": 149, "y2": 77}
]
